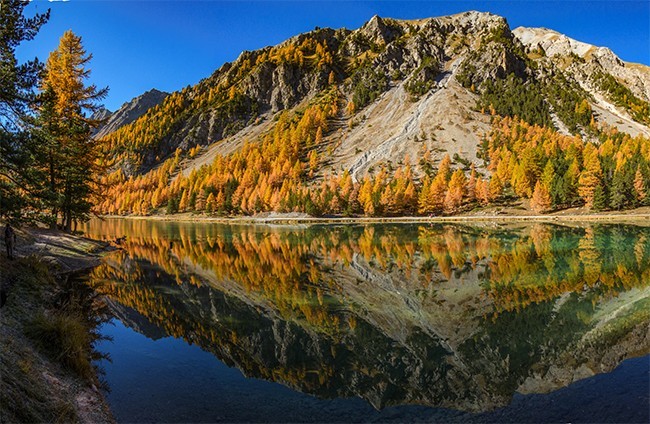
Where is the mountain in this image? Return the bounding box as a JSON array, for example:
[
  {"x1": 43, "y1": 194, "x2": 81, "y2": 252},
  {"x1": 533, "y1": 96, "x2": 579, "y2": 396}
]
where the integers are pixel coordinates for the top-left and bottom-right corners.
[
  {"x1": 90, "y1": 106, "x2": 112, "y2": 126},
  {"x1": 513, "y1": 26, "x2": 650, "y2": 136},
  {"x1": 93, "y1": 88, "x2": 169, "y2": 140},
  {"x1": 95, "y1": 11, "x2": 650, "y2": 216}
]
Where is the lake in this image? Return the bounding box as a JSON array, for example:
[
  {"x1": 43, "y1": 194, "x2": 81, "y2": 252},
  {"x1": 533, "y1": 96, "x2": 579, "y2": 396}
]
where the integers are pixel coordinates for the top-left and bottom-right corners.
[{"x1": 81, "y1": 218, "x2": 650, "y2": 423}]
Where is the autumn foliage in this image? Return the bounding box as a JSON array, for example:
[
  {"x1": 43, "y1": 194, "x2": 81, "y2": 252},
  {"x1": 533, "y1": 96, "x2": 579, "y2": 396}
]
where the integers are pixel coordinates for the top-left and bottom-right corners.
[{"x1": 96, "y1": 110, "x2": 650, "y2": 217}]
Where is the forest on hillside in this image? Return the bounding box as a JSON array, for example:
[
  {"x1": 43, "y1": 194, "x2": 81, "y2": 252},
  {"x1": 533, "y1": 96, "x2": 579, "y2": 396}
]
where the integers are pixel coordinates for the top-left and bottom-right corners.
[{"x1": 96, "y1": 109, "x2": 650, "y2": 218}]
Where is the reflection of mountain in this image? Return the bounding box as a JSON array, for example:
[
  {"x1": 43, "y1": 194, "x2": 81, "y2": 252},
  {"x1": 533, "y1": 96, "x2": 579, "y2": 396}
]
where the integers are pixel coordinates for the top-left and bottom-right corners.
[
  {"x1": 84, "y1": 220, "x2": 650, "y2": 412},
  {"x1": 104, "y1": 298, "x2": 167, "y2": 341}
]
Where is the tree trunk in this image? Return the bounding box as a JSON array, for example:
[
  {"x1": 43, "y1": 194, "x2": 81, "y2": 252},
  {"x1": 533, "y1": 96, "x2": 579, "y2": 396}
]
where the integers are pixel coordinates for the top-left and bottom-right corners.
[
  {"x1": 50, "y1": 209, "x2": 58, "y2": 230},
  {"x1": 49, "y1": 149, "x2": 58, "y2": 230},
  {"x1": 64, "y1": 210, "x2": 72, "y2": 232}
]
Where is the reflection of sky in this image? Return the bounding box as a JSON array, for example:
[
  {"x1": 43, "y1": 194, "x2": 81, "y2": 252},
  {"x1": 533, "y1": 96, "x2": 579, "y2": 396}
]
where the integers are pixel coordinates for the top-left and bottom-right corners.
[
  {"x1": 96, "y1": 319, "x2": 650, "y2": 423},
  {"x1": 96, "y1": 319, "x2": 380, "y2": 423}
]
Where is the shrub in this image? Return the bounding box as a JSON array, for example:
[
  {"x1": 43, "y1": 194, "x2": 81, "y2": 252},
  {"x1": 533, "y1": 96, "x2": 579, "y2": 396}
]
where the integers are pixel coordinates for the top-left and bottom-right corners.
[
  {"x1": 349, "y1": 65, "x2": 388, "y2": 110},
  {"x1": 26, "y1": 312, "x2": 94, "y2": 380}
]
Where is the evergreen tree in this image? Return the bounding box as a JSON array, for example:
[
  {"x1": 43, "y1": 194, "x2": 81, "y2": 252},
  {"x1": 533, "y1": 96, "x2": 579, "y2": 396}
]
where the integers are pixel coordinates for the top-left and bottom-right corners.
[
  {"x1": 445, "y1": 169, "x2": 466, "y2": 212},
  {"x1": 592, "y1": 184, "x2": 607, "y2": 211},
  {"x1": 0, "y1": 0, "x2": 50, "y2": 221},
  {"x1": 634, "y1": 167, "x2": 647, "y2": 205},
  {"x1": 467, "y1": 165, "x2": 477, "y2": 202},
  {"x1": 166, "y1": 196, "x2": 179, "y2": 214},
  {"x1": 38, "y1": 30, "x2": 107, "y2": 230},
  {"x1": 511, "y1": 163, "x2": 532, "y2": 198},
  {"x1": 609, "y1": 169, "x2": 628, "y2": 210},
  {"x1": 541, "y1": 161, "x2": 555, "y2": 190},
  {"x1": 475, "y1": 178, "x2": 490, "y2": 205},
  {"x1": 540, "y1": 161, "x2": 558, "y2": 207},
  {"x1": 489, "y1": 175, "x2": 503, "y2": 201},
  {"x1": 578, "y1": 151, "x2": 602, "y2": 209},
  {"x1": 564, "y1": 158, "x2": 581, "y2": 205},
  {"x1": 429, "y1": 174, "x2": 448, "y2": 213},
  {"x1": 437, "y1": 154, "x2": 452, "y2": 182},
  {"x1": 417, "y1": 176, "x2": 432, "y2": 214}
]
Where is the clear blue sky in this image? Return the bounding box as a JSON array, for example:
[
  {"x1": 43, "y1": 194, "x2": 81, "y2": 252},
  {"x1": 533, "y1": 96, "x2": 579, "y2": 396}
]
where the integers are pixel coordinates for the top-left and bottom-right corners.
[{"x1": 18, "y1": 1, "x2": 650, "y2": 112}]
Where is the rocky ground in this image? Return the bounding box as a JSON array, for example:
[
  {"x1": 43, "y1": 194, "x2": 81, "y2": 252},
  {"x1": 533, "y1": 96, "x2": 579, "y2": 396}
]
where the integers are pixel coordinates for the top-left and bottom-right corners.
[{"x1": 0, "y1": 226, "x2": 115, "y2": 424}]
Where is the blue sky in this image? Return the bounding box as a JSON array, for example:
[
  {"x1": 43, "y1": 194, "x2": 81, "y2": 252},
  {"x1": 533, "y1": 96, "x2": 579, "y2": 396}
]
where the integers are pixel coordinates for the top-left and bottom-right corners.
[{"x1": 18, "y1": 1, "x2": 650, "y2": 111}]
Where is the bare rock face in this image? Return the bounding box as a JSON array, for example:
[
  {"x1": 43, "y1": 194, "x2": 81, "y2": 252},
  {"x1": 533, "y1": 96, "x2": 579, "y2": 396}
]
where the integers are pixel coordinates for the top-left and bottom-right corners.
[
  {"x1": 514, "y1": 27, "x2": 594, "y2": 58},
  {"x1": 513, "y1": 26, "x2": 650, "y2": 102},
  {"x1": 90, "y1": 107, "x2": 112, "y2": 124},
  {"x1": 358, "y1": 15, "x2": 402, "y2": 46},
  {"x1": 94, "y1": 88, "x2": 169, "y2": 139}
]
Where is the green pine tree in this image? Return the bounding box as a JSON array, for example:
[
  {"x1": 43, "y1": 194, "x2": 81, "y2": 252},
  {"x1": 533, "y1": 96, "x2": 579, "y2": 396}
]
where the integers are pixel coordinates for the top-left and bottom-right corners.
[
  {"x1": 0, "y1": 0, "x2": 50, "y2": 222},
  {"x1": 592, "y1": 184, "x2": 607, "y2": 211}
]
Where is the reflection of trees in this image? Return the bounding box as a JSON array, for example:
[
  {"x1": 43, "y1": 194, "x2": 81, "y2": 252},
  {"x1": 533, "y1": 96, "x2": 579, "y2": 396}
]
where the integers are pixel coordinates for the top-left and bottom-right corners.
[
  {"x1": 85, "y1": 221, "x2": 650, "y2": 319},
  {"x1": 485, "y1": 225, "x2": 650, "y2": 315},
  {"x1": 84, "y1": 220, "x2": 650, "y2": 411}
]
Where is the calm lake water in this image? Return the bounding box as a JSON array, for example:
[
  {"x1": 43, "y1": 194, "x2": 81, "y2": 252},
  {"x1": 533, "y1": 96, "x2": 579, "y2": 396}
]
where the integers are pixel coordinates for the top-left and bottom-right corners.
[{"x1": 82, "y1": 218, "x2": 650, "y2": 423}]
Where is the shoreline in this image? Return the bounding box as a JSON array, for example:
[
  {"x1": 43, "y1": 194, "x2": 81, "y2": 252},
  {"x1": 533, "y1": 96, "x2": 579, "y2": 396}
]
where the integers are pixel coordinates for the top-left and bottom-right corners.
[
  {"x1": 97, "y1": 211, "x2": 650, "y2": 225},
  {"x1": 0, "y1": 227, "x2": 115, "y2": 424}
]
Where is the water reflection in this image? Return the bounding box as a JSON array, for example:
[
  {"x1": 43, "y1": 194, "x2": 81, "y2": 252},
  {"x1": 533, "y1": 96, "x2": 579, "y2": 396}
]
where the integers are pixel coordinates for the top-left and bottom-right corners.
[{"x1": 83, "y1": 219, "x2": 650, "y2": 412}]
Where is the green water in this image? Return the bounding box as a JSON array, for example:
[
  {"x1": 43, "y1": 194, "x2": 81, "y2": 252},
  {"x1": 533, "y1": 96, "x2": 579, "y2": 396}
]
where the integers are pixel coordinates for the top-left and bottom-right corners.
[{"x1": 83, "y1": 219, "x2": 650, "y2": 422}]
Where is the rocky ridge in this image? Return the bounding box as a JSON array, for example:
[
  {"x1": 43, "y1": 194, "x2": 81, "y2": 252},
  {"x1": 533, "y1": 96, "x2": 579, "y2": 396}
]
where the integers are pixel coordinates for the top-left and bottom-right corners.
[
  {"x1": 93, "y1": 88, "x2": 169, "y2": 140},
  {"x1": 513, "y1": 26, "x2": 650, "y2": 101},
  {"x1": 100, "y1": 11, "x2": 649, "y2": 180}
]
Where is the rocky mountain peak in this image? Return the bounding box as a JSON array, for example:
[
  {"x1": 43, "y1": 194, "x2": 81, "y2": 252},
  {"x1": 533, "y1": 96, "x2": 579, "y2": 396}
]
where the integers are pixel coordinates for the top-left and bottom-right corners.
[
  {"x1": 95, "y1": 88, "x2": 169, "y2": 140},
  {"x1": 513, "y1": 26, "x2": 650, "y2": 102},
  {"x1": 513, "y1": 27, "x2": 597, "y2": 59},
  {"x1": 90, "y1": 106, "x2": 112, "y2": 122},
  {"x1": 357, "y1": 15, "x2": 402, "y2": 45},
  {"x1": 430, "y1": 10, "x2": 507, "y2": 39}
]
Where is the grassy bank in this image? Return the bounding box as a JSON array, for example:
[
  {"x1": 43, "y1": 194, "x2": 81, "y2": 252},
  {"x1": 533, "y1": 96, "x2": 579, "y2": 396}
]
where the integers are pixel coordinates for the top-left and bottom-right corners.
[{"x1": 0, "y1": 228, "x2": 114, "y2": 423}]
